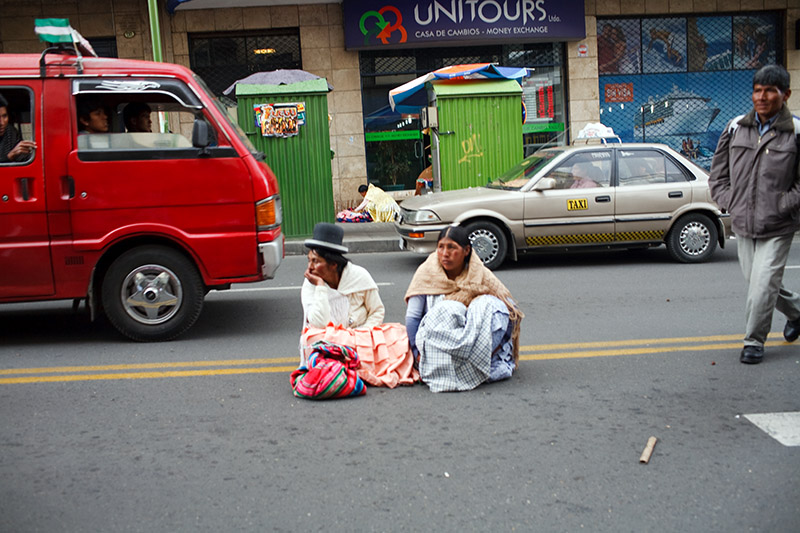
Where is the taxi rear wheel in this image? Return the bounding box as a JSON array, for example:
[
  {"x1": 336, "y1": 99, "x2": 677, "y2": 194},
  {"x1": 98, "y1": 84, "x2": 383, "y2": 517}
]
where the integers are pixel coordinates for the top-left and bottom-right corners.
[
  {"x1": 465, "y1": 221, "x2": 507, "y2": 270},
  {"x1": 666, "y1": 213, "x2": 718, "y2": 263}
]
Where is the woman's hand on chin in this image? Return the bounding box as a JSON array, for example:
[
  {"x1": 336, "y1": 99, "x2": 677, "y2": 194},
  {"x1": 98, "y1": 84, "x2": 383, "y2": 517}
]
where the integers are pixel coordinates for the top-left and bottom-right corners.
[{"x1": 304, "y1": 267, "x2": 325, "y2": 286}]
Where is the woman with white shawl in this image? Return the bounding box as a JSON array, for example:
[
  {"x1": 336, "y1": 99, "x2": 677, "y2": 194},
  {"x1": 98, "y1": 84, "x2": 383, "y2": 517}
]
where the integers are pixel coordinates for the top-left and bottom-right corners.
[{"x1": 299, "y1": 223, "x2": 418, "y2": 387}]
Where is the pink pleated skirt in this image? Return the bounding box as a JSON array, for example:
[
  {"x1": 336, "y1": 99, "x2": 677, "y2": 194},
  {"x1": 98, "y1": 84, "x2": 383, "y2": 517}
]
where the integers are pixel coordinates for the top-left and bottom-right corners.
[{"x1": 301, "y1": 322, "x2": 419, "y2": 388}]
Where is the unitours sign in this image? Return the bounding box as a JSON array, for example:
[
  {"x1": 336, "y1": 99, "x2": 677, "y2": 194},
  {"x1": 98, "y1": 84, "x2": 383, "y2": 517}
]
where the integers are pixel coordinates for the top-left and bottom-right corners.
[{"x1": 343, "y1": 0, "x2": 585, "y2": 50}]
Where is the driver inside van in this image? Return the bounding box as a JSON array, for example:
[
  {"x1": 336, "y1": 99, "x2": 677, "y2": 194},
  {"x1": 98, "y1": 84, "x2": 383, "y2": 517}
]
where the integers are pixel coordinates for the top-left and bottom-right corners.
[
  {"x1": 77, "y1": 100, "x2": 110, "y2": 134},
  {"x1": 123, "y1": 102, "x2": 152, "y2": 133}
]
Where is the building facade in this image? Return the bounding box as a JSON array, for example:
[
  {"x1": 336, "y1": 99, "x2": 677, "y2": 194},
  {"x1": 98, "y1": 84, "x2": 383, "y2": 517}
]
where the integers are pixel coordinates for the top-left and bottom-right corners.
[{"x1": 2, "y1": 0, "x2": 798, "y2": 211}]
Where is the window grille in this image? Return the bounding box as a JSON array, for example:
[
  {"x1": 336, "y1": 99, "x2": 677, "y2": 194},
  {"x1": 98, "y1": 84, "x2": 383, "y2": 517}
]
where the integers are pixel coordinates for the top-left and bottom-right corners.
[
  {"x1": 598, "y1": 12, "x2": 783, "y2": 169},
  {"x1": 188, "y1": 30, "x2": 301, "y2": 97}
]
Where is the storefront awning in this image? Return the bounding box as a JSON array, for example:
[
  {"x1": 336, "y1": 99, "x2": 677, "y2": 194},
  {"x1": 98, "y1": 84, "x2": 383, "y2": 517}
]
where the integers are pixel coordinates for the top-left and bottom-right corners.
[{"x1": 388, "y1": 63, "x2": 528, "y2": 113}]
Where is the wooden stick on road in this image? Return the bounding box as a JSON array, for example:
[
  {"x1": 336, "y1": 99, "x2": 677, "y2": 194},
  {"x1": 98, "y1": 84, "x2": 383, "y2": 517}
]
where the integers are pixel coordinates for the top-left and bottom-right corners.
[{"x1": 639, "y1": 436, "x2": 658, "y2": 464}]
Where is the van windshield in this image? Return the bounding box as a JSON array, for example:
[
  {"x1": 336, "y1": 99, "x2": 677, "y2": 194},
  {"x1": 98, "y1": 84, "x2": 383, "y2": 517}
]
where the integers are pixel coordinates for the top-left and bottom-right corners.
[
  {"x1": 193, "y1": 74, "x2": 263, "y2": 159},
  {"x1": 486, "y1": 149, "x2": 564, "y2": 190}
]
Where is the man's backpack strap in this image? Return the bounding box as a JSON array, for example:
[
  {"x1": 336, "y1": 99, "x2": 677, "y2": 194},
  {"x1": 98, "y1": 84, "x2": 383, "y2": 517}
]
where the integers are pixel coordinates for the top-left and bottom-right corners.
[{"x1": 727, "y1": 114, "x2": 745, "y2": 135}]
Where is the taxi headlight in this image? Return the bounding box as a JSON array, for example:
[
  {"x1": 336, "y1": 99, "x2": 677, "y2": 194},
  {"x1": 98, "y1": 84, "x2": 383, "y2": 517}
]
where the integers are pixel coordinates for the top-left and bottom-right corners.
[{"x1": 403, "y1": 209, "x2": 440, "y2": 224}]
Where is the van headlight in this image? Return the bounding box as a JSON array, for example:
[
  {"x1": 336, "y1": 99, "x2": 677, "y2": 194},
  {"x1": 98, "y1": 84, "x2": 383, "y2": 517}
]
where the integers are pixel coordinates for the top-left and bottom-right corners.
[{"x1": 402, "y1": 208, "x2": 440, "y2": 224}]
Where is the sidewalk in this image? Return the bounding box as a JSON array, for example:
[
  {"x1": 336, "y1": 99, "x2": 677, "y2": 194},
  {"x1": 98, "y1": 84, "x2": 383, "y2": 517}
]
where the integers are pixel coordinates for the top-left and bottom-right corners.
[{"x1": 284, "y1": 222, "x2": 402, "y2": 255}]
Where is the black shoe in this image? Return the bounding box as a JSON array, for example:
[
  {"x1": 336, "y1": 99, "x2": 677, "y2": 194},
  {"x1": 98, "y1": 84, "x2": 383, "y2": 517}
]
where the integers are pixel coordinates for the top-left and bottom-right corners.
[
  {"x1": 740, "y1": 345, "x2": 764, "y2": 364},
  {"x1": 784, "y1": 318, "x2": 800, "y2": 343}
]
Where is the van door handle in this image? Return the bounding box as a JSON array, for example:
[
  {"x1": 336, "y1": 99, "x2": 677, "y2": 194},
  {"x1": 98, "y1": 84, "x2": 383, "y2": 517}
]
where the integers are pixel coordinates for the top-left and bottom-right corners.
[
  {"x1": 595, "y1": 195, "x2": 611, "y2": 203},
  {"x1": 62, "y1": 175, "x2": 75, "y2": 199},
  {"x1": 668, "y1": 191, "x2": 683, "y2": 198},
  {"x1": 19, "y1": 178, "x2": 30, "y2": 201}
]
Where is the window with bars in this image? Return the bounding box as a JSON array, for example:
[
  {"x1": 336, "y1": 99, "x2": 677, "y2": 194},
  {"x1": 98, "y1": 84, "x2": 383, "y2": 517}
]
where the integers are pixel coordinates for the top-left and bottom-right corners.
[
  {"x1": 598, "y1": 12, "x2": 783, "y2": 169},
  {"x1": 188, "y1": 30, "x2": 301, "y2": 97}
]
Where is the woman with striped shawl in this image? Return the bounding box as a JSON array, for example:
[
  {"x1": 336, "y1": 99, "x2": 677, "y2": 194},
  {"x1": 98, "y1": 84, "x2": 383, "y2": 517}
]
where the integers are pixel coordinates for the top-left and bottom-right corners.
[{"x1": 405, "y1": 225, "x2": 524, "y2": 393}]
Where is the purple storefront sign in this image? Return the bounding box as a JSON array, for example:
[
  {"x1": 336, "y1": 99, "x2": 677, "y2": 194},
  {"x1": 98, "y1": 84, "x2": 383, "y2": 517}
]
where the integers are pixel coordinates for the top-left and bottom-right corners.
[{"x1": 343, "y1": 0, "x2": 586, "y2": 50}]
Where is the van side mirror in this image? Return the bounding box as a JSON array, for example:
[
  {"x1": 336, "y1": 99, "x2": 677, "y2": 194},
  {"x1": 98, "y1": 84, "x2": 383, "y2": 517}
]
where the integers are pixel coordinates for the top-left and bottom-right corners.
[
  {"x1": 192, "y1": 119, "x2": 209, "y2": 149},
  {"x1": 533, "y1": 177, "x2": 556, "y2": 191}
]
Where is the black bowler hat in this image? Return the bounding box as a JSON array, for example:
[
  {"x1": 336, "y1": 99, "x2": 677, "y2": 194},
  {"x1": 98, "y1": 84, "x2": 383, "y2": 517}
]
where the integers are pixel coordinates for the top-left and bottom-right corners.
[{"x1": 305, "y1": 222, "x2": 348, "y2": 254}]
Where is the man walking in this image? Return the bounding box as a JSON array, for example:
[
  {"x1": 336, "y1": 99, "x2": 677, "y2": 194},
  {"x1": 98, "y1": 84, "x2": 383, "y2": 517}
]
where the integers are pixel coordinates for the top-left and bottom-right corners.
[{"x1": 709, "y1": 64, "x2": 800, "y2": 364}]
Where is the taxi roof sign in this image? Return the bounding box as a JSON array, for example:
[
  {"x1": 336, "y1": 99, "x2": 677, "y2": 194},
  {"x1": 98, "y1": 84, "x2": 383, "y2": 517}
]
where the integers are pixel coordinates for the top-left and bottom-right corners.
[{"x1": 573, "y1": 123, "x2": 621, "y2": 145}]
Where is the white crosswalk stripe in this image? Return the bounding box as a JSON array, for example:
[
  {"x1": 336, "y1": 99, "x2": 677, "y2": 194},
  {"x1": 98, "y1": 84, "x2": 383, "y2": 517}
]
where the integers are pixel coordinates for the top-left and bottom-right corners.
[{"x1": 743, "y1": 412, "x2": 800, "y2": 446}]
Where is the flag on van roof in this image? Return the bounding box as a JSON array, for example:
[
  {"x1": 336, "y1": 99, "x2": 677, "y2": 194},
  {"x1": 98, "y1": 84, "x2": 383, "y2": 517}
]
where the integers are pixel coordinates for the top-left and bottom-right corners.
[
  {"x1": 35, "y1": 18, "x2": 97, "y2": 57},
  {"x1": 35, "y1": 19, "x2": 74, "y2": 43}
]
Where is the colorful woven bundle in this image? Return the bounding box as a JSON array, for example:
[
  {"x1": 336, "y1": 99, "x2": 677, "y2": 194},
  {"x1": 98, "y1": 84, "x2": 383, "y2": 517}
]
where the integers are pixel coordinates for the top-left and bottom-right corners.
[{"x1": 290, "y1": 342, "x2": 367, "y2": 399}]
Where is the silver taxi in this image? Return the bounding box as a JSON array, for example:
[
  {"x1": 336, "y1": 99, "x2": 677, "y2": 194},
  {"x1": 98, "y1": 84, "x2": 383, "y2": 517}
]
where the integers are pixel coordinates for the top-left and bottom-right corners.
[{"x1": 395, "y1": 143, "x2": 730, "y2": 269}]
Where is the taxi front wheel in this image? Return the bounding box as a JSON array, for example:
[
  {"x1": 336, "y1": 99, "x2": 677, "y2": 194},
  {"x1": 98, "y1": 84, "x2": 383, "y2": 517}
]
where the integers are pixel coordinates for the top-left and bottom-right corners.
[
  {"x1": 465, "y1": 221, "x2": 507, "y2": 270},
  {"x1": 101, "y1": 246, "x2": 205, "y2": 341},
  {"x1": 666, "y1": 213, "x2": 718, "y2": 263}
]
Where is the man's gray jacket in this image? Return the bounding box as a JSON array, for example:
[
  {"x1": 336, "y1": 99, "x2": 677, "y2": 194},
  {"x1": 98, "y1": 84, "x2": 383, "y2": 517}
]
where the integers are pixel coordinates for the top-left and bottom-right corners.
[{"x1": 709, "y1": 104, "x2": 800, "y2": 239}]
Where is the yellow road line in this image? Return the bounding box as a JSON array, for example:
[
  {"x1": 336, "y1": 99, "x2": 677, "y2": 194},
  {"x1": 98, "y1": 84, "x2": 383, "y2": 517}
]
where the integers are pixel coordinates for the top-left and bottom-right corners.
[
  {"x1": 0, "y1": 366, "x2": 298, "y2": 385},
  {"x1": 519, "y1": 334, "x2": 747, "y2": 352},
  {"x1": 0, "y1": 332, "x2": 793, "y2": 385},
  {"x1": 519, "y1": 341, "x2": 788, "y2": 361},
  {"x1": 0, "y1": 357, "x2": 298, "y2": 376}
]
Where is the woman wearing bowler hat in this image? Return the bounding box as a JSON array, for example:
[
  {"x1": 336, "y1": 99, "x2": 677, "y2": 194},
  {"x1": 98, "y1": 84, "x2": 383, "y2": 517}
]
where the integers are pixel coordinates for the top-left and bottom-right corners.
[{"x1": 299, "y1": 223, "x2": 418, "y2": 387}]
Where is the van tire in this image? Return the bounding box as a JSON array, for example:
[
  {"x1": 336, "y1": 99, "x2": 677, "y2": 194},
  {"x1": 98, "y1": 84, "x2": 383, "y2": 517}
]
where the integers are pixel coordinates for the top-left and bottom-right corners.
[
  {"x1": 101, "y1": 246, "x2": 205, "y2": 342},
  {"x1": 464, "y1": 221, "x2": 507, "y2": 270},
  {"x1": 666, "y1": 213, "x2": 718, "y2": 263}
]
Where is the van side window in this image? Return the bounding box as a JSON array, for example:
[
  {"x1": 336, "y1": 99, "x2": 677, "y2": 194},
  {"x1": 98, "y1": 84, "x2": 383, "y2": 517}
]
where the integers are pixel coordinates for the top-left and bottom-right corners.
[
  {"x1": 0, "y1": 87, "x2": 35, "y2": 166},
  {"x1": 73, "y1": 78, "x2": 234, "y2": 161}
]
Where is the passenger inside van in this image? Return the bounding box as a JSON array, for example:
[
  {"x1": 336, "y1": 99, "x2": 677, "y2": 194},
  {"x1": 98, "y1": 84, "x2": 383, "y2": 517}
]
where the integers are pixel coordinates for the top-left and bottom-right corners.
[{"x1": 0, "y1": 93, "x2": 36, "y2": 163}]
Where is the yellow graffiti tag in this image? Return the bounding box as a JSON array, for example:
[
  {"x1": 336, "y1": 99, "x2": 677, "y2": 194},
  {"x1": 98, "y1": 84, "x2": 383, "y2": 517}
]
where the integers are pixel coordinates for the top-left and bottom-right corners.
[{"x1": 458, "y1": 133, "x2": 484, "y2": 164}]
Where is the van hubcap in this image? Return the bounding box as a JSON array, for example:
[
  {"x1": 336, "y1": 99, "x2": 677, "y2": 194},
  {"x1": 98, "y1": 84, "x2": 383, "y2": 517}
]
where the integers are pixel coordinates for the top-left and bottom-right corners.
[{"x1": 121, "y1": 265, "x2": 182, "y2": 325}]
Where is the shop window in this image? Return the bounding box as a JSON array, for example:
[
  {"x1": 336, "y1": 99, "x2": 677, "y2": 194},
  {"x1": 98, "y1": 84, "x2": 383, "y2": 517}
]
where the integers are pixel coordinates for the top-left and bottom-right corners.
[
  {"x1": 189, "y1": 29, "x2": 301, "y2": 97},
  {"x1": 597, "y1": 12, "x2": 783, "y2": 170},
  {"x1": 359, "y1": 43, "x2": 566, "y2": 191}
]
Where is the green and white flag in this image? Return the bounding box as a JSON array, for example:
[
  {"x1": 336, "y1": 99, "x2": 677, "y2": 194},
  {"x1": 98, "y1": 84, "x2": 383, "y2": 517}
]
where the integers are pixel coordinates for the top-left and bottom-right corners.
[{"x1": 34, "y1": 18, "x2": 74, "y2": 44}]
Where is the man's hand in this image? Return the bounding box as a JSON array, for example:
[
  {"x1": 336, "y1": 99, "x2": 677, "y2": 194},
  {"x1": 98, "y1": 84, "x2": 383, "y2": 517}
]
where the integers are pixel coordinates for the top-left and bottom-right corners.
[{"x1": 7, "y1": 140, "x2": 36, "y2": 161}]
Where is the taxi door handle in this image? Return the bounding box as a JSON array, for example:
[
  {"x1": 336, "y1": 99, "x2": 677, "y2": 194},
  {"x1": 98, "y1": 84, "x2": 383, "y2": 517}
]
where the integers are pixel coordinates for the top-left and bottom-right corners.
[
  {"x1": 595, "y1": 195, "x2": 611, "y2": 203},
  {"x1": 668, "y1": 191, "x2": 683, "y2": 198}
]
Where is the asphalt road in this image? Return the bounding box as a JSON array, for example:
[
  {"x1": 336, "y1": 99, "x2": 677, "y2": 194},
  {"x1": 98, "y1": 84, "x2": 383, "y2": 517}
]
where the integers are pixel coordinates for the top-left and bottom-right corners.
[{"x1": 1, "y1": 242, "x2": 799, "y2": 532}]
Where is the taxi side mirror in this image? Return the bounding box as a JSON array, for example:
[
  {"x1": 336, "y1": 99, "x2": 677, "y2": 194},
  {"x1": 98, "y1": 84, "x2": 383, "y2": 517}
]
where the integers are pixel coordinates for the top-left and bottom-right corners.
[{"x1": 533, "y1": 177, "x2": 556, "y2": 191}]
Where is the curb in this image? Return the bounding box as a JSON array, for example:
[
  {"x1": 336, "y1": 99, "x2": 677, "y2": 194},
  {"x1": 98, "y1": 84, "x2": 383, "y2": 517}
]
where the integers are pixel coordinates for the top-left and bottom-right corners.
[{"x1": 285, "y1": 236, "x2": 403, "y2": 256}]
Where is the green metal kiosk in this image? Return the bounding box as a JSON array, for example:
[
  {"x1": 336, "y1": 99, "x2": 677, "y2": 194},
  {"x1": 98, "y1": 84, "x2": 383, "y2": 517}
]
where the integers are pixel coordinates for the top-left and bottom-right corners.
[
  {"x1": 235, "y1": 78, "x2": 334, "y2": 238},
  {"x1": 429, "y1": 79, "x2": 523, "y2": 191}
]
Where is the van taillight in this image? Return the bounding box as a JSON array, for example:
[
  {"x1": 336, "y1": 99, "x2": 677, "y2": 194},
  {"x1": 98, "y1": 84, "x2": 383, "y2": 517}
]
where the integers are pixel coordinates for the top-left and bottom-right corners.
[{"x1": 256, "y1": 195, "x2": 281, "y2": 229}]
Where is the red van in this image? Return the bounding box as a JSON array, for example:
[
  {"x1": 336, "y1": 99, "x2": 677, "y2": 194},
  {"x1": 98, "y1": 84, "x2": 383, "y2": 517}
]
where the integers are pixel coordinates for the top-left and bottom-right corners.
[{"x1": 0, "y1": 49, "x2": 283, "y2": 341}]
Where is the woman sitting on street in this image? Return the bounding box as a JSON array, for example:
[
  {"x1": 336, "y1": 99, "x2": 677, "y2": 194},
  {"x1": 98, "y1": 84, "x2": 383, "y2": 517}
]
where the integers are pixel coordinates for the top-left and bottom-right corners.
[
  {"x1": 299, "y1": 223, "x2": 418, "y2": 387},
  {"x1": 405, "y1": 225, "x2": 524, "y2": 392}
]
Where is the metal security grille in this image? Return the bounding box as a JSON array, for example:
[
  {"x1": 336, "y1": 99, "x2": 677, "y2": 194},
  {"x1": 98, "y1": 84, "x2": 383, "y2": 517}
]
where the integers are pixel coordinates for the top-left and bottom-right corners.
[
  {"x1": 598, "y1": 12, "x2": 783, "y2": 169},
  {"x1": 87, "y1": 37, "x2": 118, "y2": 58},
  {"x1": 188, "y1": 30, "x2": 301, "y2": 96}
]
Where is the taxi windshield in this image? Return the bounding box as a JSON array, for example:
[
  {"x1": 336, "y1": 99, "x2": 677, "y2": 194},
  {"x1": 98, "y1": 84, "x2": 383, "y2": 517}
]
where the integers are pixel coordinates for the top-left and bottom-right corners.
[{"x1": 486, "y1": 149, "x2": 564, "y2": 190}]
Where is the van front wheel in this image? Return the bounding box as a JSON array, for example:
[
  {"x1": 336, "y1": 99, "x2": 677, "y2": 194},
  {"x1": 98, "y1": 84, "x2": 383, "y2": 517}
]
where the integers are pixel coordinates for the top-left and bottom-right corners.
[{"x1": 101, "y1": 246, "x2": 205, "y2": 341}]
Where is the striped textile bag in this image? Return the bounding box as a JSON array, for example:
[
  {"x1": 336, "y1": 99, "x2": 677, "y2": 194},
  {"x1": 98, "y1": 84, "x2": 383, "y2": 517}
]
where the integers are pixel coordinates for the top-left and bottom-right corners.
[{"x1": 290, "y1": 342, "x2": 366, "y2": 400}]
